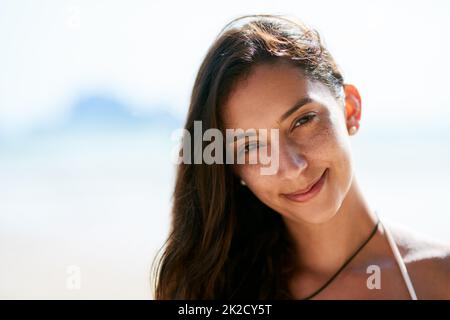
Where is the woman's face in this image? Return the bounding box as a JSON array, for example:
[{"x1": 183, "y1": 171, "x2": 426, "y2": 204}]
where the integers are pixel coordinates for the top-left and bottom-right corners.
[{"x1": 222, "y1": 61, "x2": 360, "y2": 224}]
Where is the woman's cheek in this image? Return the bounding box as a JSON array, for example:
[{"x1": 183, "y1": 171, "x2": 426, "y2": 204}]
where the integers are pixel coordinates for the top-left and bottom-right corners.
[{"x1": 241, "y1": 165, "x2": 275, "y2": 197}]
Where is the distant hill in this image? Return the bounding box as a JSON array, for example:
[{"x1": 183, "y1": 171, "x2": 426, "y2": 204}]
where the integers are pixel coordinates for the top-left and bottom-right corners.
[{"x1": 66, "y1": 94, "x2": 184, "y2": 130}]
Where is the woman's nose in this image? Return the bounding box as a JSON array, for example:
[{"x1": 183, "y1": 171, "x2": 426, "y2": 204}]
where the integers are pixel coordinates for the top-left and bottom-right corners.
[{"x1": 277, "y1": 143, "x2": 308, "y2": 180}]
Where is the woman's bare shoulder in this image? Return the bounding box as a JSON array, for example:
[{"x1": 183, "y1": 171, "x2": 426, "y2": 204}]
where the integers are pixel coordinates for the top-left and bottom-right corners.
[{"x1": 387, "y1": 221, "x2": 450, "y2": 299}]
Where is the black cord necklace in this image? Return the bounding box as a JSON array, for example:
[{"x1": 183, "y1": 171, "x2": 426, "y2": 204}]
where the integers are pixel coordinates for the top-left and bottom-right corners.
[{"x1": 301, "y1": 220, "x2": 380, "y2": 300}]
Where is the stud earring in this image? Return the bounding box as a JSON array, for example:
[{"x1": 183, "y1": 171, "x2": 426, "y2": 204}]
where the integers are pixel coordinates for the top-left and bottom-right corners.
[
  {"x1": 349, "y1": 126, "x2": 358, "y2": 135},
  {"x1": 240, "y1": 179, "x2": 246, "y2": 186}
]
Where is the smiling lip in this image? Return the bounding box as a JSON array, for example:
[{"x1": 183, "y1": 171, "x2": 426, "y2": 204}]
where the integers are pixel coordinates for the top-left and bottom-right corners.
[{"x1": 282, "y1": 169, "x2": 328, "y2": 203}]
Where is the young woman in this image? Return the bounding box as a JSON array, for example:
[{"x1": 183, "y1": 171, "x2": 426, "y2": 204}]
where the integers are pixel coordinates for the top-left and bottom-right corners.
[{"x1": 152, "y1": 14, "x2": 450, "y2": 299}]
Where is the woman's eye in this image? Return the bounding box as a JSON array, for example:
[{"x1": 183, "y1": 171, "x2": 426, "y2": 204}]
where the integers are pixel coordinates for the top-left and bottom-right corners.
[
  {"x1": 293, "y1": 114, "x2": 316, "y2": 129},
  {"x1": 243, "y1": 142, "x2": 258, "y2": 153}
]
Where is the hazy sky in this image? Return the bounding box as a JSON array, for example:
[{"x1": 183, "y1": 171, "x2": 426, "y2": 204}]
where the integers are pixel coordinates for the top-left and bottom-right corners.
[{"x1": 1, "y1": 0, "x2": 449, "y2": 135}]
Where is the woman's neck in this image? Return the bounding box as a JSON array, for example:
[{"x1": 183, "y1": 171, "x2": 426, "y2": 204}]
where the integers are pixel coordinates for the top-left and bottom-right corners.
[{"x1": 282, "y1": 177, "x2": 379, "y2": 276}]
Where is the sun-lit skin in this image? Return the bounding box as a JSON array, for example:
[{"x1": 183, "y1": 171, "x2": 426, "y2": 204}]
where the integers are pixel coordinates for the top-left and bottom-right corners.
[
  {"x1": 222, "y1": 60, "x2": 358, "y2": 225},
  {"x1": 221, "y1": 60, "x2": 450, "y2": 299}
]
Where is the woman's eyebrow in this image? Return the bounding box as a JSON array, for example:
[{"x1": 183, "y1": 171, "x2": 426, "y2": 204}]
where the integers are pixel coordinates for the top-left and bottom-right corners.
[
  {"x1": 278, "y1": 96, "x2": 314, "y2": 123},
  {"x1": 228, "y1": 96, "x2": 314, "y2": 144}
]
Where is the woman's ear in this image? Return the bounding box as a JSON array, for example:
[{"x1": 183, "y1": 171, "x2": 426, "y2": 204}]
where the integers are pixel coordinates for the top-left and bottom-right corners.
[{"x1": 343, "y1": 84, "x2": 362, "y2": 135}]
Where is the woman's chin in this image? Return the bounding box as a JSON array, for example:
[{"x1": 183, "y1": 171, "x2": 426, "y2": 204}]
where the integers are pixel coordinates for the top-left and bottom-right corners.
[
  {"x1": 284, "y1": 203, "x2": 338, "y2": 225},
  {"x1": 300, "y1": 209, "x2": 337, "y2": 224}
]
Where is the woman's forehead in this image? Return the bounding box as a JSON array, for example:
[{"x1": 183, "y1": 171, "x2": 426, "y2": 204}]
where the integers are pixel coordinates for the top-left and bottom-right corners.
[{"x1": 221, "y1": 63, "x2": 334, "y2": 129}]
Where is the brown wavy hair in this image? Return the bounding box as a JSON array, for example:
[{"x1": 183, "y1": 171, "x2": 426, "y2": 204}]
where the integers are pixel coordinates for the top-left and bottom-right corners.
[{"x1": 151, "y1": 14, "x2": 344, "y2": 299}]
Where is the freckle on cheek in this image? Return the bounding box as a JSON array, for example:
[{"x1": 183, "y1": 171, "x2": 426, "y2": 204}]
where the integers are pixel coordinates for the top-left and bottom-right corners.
[
  {"x1": 313, "y1": 124, "x2": 333, "y2": 144},
  {"x1": 310, "y1": 124, "x2": 339, "y2": 159}
]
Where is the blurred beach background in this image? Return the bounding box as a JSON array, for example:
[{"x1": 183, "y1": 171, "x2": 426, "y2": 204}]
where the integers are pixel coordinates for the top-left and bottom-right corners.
[{"x1": 1, "y1": 0, "x2": 449, "y2": 299}]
